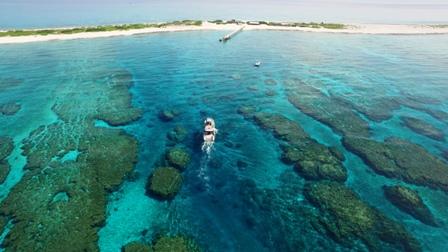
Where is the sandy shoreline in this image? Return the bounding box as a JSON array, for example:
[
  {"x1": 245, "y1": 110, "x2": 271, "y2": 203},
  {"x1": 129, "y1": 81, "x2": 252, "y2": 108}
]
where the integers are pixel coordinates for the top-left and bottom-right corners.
[{"x1": 1, "y1": 22, "x2": 447, "y2": 44}]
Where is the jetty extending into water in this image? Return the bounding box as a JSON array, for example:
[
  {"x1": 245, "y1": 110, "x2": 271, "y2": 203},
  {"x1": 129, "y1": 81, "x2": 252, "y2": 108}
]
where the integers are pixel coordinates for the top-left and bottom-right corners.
[{"x1": 219, "y1": 26, "x2": 245, "y2": 42}]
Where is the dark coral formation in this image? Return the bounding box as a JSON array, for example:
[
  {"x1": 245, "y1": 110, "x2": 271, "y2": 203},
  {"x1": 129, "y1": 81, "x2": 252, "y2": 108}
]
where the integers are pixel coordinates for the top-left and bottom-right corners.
[
  {"x1": 285, "y1": 79, "x2": 370, "y2": 138},
  {"x1": 304, "y1": 181, "x2": 421, "y2": 252},
  {"x1": 401, "y1": 116, "x2": 445, "y2": 141},
  {"x1": 0, "y1": 136, "x2": 14, "y2": 184},
  {"x1": 383, "y1": 185, "x2": 438, "y2": 226},
  {"x1": 0, "y1": 78, "x2": 22, "y2": 92},
  {"x1": 146, "y1": 167, "x2": 183, "y2": 200},
  {"x1": 398, "y1": 96, "x2": 448, "y2": 123},
  {"x1": 264, "y1": 79, "x2": 277, "y2": 86},
  {"x1": 122, "y1": 241, "x2": 153, "y2": 252},
  {"x1": 443, "y1": 149, "x2": 448, "y2": 162},
  {"x1": 265, "y1": 89, "x2": 277, "y2": 97},
  {"x1": 166, "y1": 147, "x2": 191, "y2": 171},
  {"x1": 152, "y1": 235, "x2": 200, "y2": 252},
  {"x1": 0, "y1": 69, "x2": 140, "y2": 251},
  {"x1": 343, "y1": 136, "x2": 448, "y2": 192},
  {"x1": 240, "y1": 110, "x2": 347, "y2": 182},
  {"x1": 166, "y1": 126, "x2": 188, "y2": 145},
  {"x1": 239, "y1": 173, "x2": 339, "y2": 251},
  {"x1": 0, "y1": 102, "x2": 21, "y2": 116},
  {"x1": 158, "y1": 109, "x2": 180, "y2": 122},
  {"x1": 333, "y1": 94, "x2": 401, "y2": 122}
]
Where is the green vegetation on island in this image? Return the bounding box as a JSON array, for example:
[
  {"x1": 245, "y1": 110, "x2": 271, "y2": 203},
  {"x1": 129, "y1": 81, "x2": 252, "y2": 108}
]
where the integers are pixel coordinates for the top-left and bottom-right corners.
[
  {"x1": 209, "y1": 19, "x2": 345, "y2": 29},
  {"x1": 0, "y1": 20, "x2": 203, "y2": 37}
]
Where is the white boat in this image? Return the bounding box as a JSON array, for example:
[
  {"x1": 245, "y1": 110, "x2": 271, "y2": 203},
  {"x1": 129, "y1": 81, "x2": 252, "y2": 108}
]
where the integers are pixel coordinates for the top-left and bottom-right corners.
[
  {"x1": 254, "y1": 61, "x2": 262, "y2": 67},
  {"x1": 202, "y1": 118, "x2": 218, "y2": 153}
]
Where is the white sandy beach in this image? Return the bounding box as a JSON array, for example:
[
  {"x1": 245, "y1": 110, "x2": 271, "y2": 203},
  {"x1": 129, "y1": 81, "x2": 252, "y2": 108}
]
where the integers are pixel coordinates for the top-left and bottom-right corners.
[{"x1": 1, "y1": 22, "x2": 447, "y2": 44}]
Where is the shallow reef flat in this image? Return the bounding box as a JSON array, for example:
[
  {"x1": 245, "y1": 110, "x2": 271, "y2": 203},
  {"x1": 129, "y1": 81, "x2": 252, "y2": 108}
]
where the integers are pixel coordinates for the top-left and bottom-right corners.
[
  {"x1": 343, "y1": 137, "x2": 448, "y2": 192},
  {"x1": 239, "y1": 108, "x2": 347, "y2": 182},
  {"x1": 0, "y1": 78, "x2": 22, "y2": 92},
  {"x1": 0, "y1": 136, "x2": 14, "y2": 184},
  {"x1": 284, "y1": 79, "x2": 370, "y2": 138},
  {"x1": 0, "y1": 69, "x2": 141, "y2": 251},
  {"x1": 398, "y1": 95, "x2": 448, "y2": 124},
  {"x1": 400, "y1": 116, "x2": 445, "y2": 141},
  {"x1": 304, "y1": 181, "x2": 421, "y2": 252},
  {"x1": 383, "y1": 185, "x2": 438, "y2": 226},
  {"x1": 239, "y1": 172, "x2": 336, "y2": 251},
  {"x1": 0, "y1": 102, "x2": 21, "y2": 116},
  {"x1": 332, "y1": 92, "x2": 401, "y2": 122}
]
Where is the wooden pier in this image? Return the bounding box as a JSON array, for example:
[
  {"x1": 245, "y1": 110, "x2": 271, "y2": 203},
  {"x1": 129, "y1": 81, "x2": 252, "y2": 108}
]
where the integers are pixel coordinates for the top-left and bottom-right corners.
[{"x1": 219, "y1": 26, "x2": 245, "y2": 42}]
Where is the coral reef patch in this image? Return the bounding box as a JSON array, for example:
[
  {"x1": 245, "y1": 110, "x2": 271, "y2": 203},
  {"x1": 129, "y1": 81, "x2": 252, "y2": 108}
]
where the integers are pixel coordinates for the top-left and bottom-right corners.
[
  {"x1": 240, "y1": 109, "x2": 347, "y2": 182},
  {"x1": 152, "y1": 235, "x2": 200, "y2": 252},
  {"x1": 166, "y1": 126, "x2": 188, "y2": 145},
  {"x1": 158, "y1": 109, "x2": 180, "y2": 122},
  {"x1": 166, "y1": 147, "x2": 191, "y2": 171},
  {"x1": 398, "y1": 96, "x2": 448, "y2": 123},
  {"x1": 264, "y1": 79, "x2": 277, "y2": 86},
  {"x1": 383, "y1": 185, "x2": 438, "y2": 226},
  {"x1": 122, "y1": 241, "x2": 153, "y2": 252},
  {"x1": 0, "y1": 78, "x2": 22, "y2": 92},
  {"x1": 238, "y1": 172, "x2": 339, "y2": 251},
  {"x1": 285, "y1": 79, "x2": 370, "y2": 137},
  {"x1": 146, "y1": 167, "x2": 183, "y2": 200},
  {"x1": 0, "y1": 69, "x2": 140, "y2": 251},
  {"x1": 0, "y1": 102, "x2": 21, "y2": 116},
  {"x1": 333, "y1": 94, "x2": 401, "y2": 122},
  {"x1": 401, "y1": 116, "x2": 445, "y2": 141},
  {"x1": 0, "y1": 136, "x2": 14, "y2": 184},
  {"x1": 304, "y1": 181, "x2": 421, "y2": 252},
  {"x1": 343, "y1": 137, "x2": 448, "y2": 192}
]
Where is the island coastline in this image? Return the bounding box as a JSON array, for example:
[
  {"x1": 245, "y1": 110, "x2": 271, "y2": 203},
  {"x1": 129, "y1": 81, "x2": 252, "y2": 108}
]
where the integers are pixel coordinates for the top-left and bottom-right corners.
[{"x1": 1, "y1": 20, "x2": 448, "y2": 44}]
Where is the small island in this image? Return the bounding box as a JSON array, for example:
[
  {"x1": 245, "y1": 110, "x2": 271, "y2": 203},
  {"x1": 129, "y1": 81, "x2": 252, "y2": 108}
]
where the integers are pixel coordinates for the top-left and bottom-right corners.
[{"x1": 1, "y1": 19, "x2": 448, "y2": 44}]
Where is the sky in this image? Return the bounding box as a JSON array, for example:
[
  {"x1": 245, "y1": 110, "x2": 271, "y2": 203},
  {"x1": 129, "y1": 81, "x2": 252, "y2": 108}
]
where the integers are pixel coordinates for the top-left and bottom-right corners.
[{"x1": 1, "y1": 0, "x2": 447, "y2": 29}]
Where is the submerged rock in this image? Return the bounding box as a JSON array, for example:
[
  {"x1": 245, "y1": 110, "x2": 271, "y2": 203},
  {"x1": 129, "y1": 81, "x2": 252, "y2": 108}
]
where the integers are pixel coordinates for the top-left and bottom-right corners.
[
  {"x1": 166, "y1": 147, "x2": 191, "y2": 170},
  {"x1": 152, "y1": 235, "x2": 200, "y2": 252},
  {"x1": 158, "y1": 109, "x2": 180, "y2": 122},
  {"x1": 0, "y1": 136, "x2": 14, "y2": 184},
  {"x1": 122, "y1": 241, "x2": 153, "y2": 252},
  {"x1": 285, "y1": 79, "x2": 370, "y2": 138},
  {"x1": 147, "y1": 167, "x2": 183, "y2": 200},
  {"x1": 264, "y1": 79, "x2": 277, "y2": 86},
  {"x1": 237, "y1": 106, "x2": 257, "y2": 118},
  {"x1": 401, "y1": 116, "x2": 445, "y2": 141},
  {"x1": 383, "y1": 185, "x2": 438, "y2": 226},
  {"x1": 166, "y1": 126, "x2": 188, "y2": 144},
  {"x1": 265, "y1": 89, "x2": 277, "y2": 97},
  {"x1": 304, "y1": 181, "x2": 421, "y2": 252},
  {"x1": 343, "y1": 136, "x2": 448, "y2": 192},
  {"x1": 0, "y1": 102, "x2": 21, "y2": 116},
  {"x1": 0, "y1": 78, "x2": 22, "y2": 92}
]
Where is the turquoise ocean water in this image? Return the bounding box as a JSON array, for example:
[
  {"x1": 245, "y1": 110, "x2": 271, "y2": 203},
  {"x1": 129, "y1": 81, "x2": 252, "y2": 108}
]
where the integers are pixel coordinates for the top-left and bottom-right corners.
[{"x1": 0, "y1": 31, "x2": 448, "y2": 251}]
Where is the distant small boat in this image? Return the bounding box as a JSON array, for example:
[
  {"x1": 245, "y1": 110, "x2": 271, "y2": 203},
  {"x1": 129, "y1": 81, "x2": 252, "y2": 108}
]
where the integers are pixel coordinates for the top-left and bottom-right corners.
[{"x1": 254, "y1": 61, "x2": 262, "y2": 67}]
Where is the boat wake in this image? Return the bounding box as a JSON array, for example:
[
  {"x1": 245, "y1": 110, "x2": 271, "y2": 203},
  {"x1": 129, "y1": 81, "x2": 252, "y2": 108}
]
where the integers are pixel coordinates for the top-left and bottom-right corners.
[
  {"x1": 201, "y1": 141, "x2": 214, "y2": 155},
  {"x1": 198, "y1": 151, "x2": 212, "y2": 192}
]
